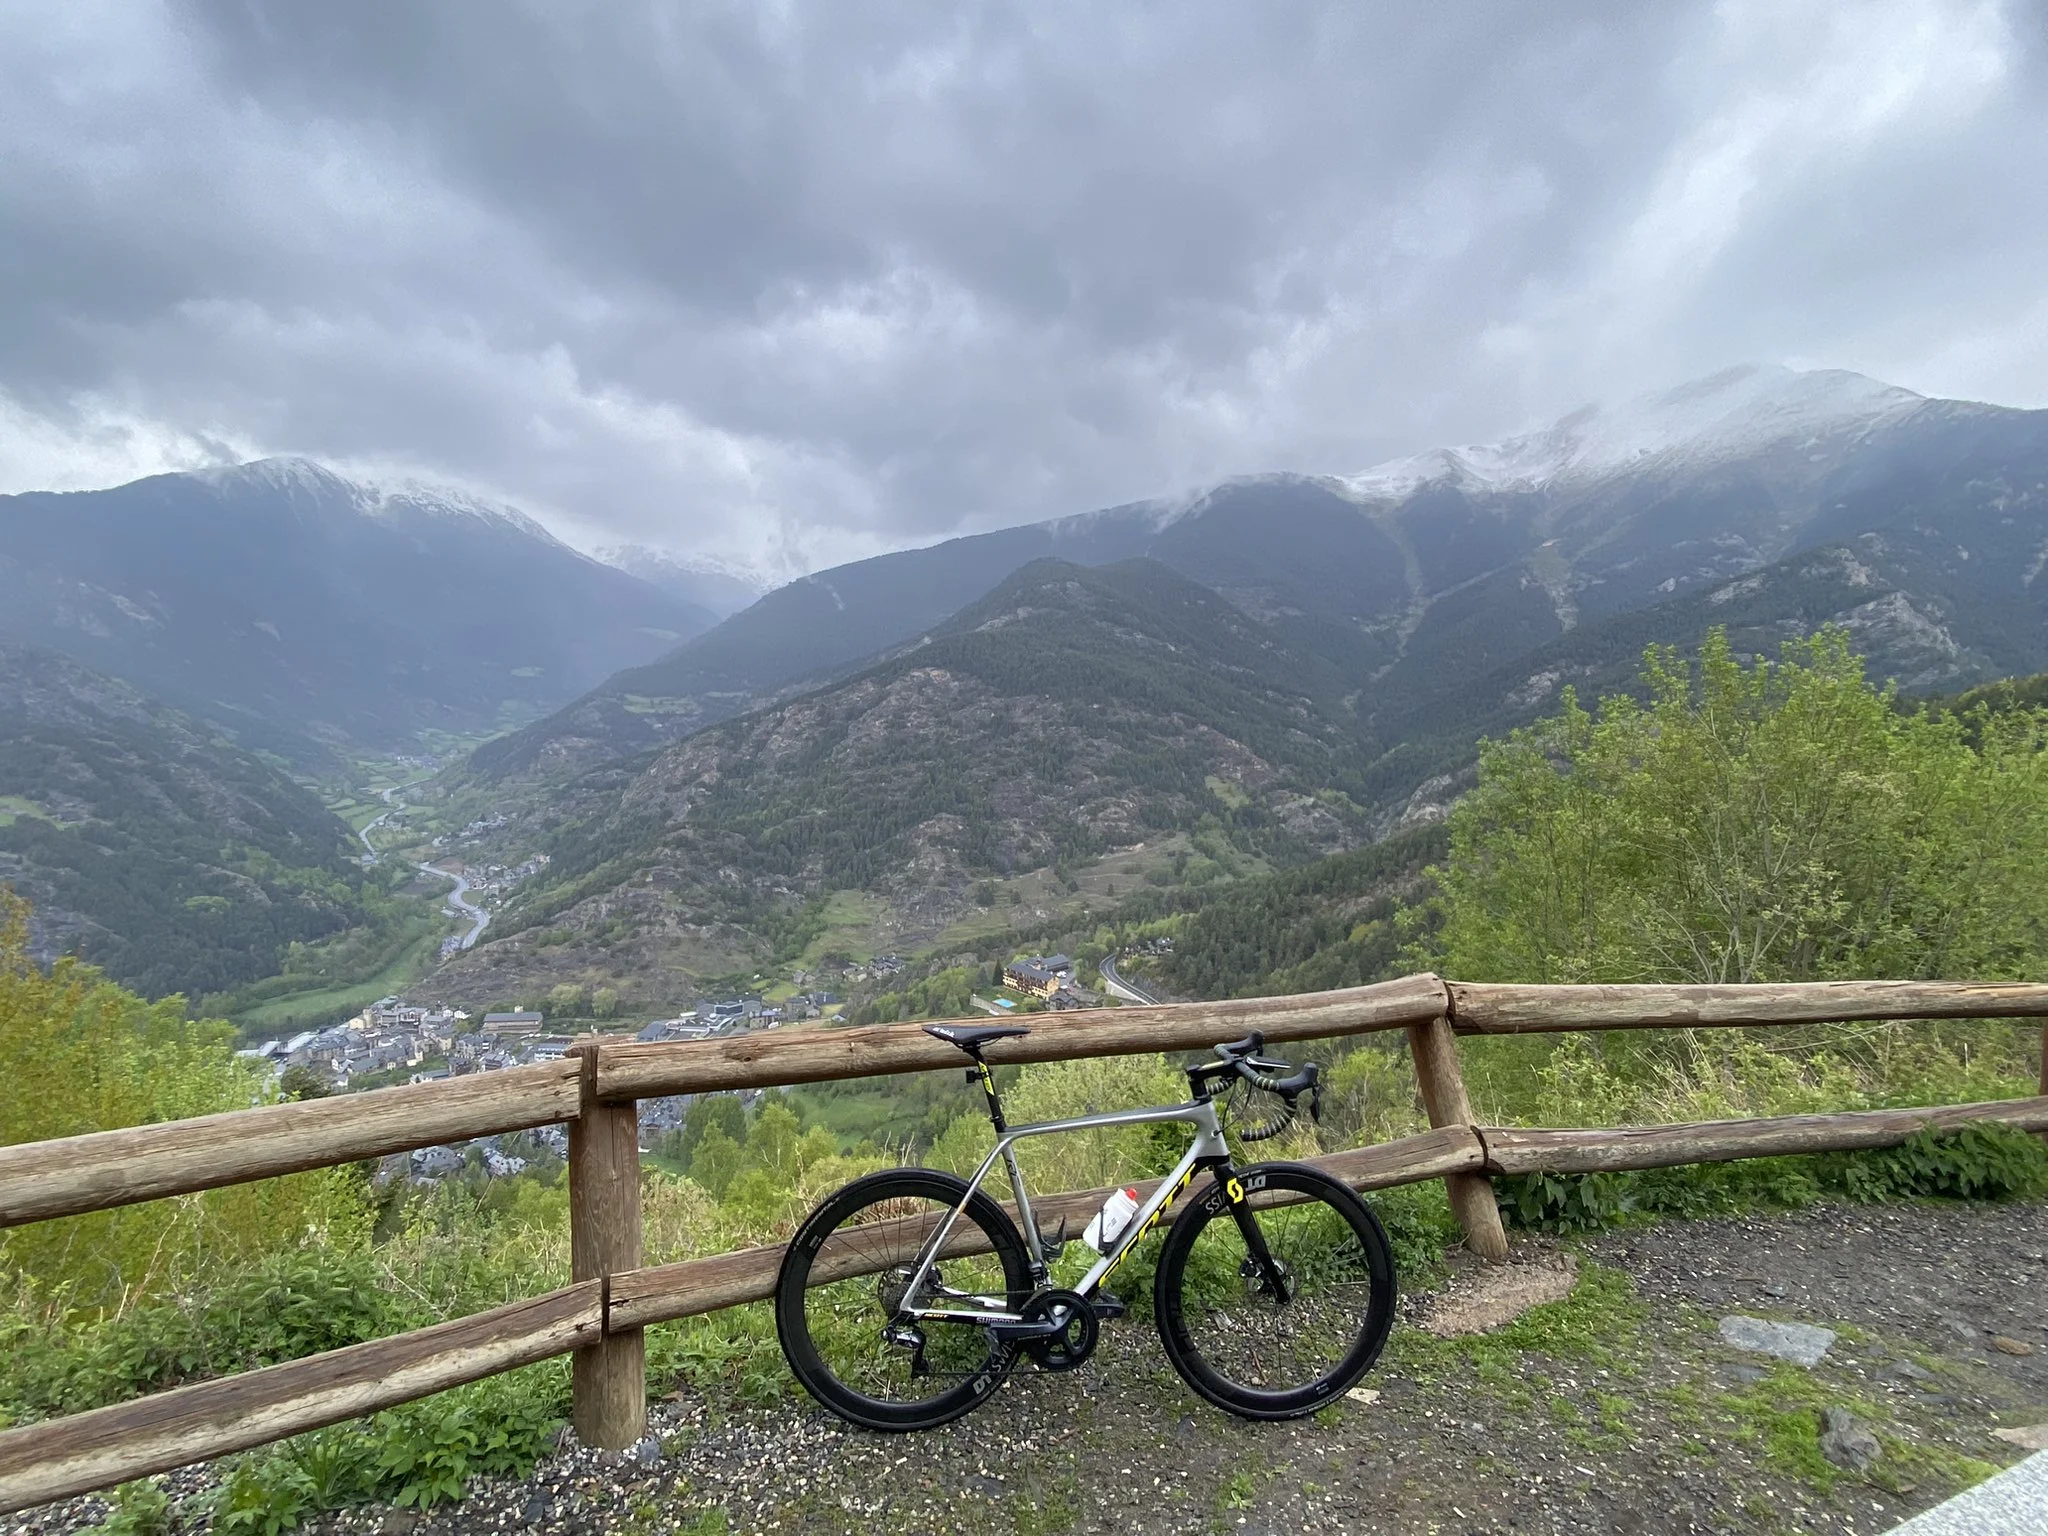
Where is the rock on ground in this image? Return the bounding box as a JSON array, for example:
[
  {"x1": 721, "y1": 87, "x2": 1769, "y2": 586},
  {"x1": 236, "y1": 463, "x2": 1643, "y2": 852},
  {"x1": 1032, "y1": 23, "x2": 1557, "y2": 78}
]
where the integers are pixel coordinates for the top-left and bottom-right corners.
[{"x1": 1718, "y1": 1315, "x2": 1838, "y2": 1367}]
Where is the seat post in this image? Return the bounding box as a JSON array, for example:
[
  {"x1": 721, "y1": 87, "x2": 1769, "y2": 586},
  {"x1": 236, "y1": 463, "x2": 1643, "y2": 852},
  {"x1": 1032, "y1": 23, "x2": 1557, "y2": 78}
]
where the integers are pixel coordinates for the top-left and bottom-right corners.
[{"x1": 966, "y1": 1050, "x2": 1008, "y2": 1132}]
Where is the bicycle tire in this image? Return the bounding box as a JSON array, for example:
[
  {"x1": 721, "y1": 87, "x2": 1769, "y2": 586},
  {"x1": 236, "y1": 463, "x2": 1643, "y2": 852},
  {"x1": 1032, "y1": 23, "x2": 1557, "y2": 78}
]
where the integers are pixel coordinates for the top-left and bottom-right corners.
[
  {"x1": 1154, "y1": 1162, "x2": 1396, "y2": 1419},
  {"x1": 775, "y1": 1167, "x2": 1032, "y2": 1431}
]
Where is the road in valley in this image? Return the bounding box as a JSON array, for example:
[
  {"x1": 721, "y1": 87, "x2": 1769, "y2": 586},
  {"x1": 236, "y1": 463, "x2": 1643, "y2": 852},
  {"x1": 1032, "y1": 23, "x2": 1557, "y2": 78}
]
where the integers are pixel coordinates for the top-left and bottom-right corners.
[
  {"x1": 419, "y1": 863, "x2": 490, "y2": 950},
  {"x1": 352, "y1": 778, "x2": 488, "y2": 949},
  {"x1": 1097, "y1": 955, "x2": 1161, "y2": 1006}
]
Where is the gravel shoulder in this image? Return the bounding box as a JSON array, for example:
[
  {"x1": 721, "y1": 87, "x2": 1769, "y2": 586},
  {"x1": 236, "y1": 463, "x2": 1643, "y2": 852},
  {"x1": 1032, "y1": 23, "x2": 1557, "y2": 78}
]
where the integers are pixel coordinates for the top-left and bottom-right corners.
[{"x1": 16, "y1": 1197, "x2": 2048, "y2": 1536}]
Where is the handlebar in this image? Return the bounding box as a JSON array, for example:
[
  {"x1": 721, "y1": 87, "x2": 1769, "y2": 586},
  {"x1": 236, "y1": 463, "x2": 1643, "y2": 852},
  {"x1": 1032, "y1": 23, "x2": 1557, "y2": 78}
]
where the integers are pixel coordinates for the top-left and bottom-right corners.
[{"x1": 1194, "y1": 1033, "x2": 1322, "y2": 1133}]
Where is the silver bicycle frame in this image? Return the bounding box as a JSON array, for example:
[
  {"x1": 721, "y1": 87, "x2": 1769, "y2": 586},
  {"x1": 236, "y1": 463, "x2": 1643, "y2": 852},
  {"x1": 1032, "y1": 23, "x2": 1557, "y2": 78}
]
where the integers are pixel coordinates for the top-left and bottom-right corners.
[{"x1": 898, "y1": 1096, "x2": 1231, "y2": 1325}]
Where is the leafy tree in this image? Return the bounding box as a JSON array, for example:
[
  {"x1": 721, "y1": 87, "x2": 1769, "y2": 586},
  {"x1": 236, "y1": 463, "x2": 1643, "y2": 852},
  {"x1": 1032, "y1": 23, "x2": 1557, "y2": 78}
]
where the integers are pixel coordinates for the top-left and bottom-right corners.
[
  {"x1": 1435, "y1": 629, "x2": 2048, "y2": 985},
  {"x1": 688, "y1": 1124, "x2": 743, "y2": 1200},
  {"x1": 670, "y1": 1094, "x2": 747, "y2": 1175},
  {"x1": 591, "y1": 987, "x2": 619, "y2": 1019},
  {"x1": 547, "y1": 983, "x2": 588, "y2": 1017},
  {"x1": 0, "y1": 888, "x2": 367, "y2": 1310}
]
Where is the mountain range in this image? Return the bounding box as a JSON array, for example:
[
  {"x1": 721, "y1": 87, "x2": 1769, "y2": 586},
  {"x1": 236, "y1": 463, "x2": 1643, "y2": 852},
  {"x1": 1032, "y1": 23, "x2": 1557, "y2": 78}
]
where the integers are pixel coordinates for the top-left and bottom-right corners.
[
  {"x1": 6, "y1": 362, "x2": 2048, "y2": 1011},
  {"x1": 428, "y1": 364, "x2": 2048, "y2": 1004},
  {"x1": 473, "y1": 365, "x2": 2048, "y2": 788},
  {"x1": 0, "y1": 458, "x2": 715, "y2": 761}
]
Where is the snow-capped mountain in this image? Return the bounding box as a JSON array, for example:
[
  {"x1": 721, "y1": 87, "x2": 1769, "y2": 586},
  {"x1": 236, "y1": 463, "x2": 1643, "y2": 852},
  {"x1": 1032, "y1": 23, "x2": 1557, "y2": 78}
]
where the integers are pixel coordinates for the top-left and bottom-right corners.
[
  {"x1": 0, "y1": 460, "x2": 717, "y2": 758},
  {"x1": 478, "y1": 364, "x2": 2048, "y2": 788},
  {"x1": 1341, "y1": 365, "x2": 1931, "y2": 500},
  {"x1": 596, "y1": 544, "x2": 770, "y2": 619},
  {"x1": 195, "y1": 456, "x2": 570, "y2": 543}
]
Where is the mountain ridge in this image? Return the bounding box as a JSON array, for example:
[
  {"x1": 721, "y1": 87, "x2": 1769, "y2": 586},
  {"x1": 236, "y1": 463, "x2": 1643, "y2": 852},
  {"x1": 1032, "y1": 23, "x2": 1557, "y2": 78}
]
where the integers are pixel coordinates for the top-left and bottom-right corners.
[
  {"x1": 470, "y1": 366, "x2": 2039, "y2": 789},
  {"x1": 431, "y1": 557, "x2": 1372, "y2": 1002},
  {"x1": 0, "y1": 458, "x2": 717, "y2": 756}
]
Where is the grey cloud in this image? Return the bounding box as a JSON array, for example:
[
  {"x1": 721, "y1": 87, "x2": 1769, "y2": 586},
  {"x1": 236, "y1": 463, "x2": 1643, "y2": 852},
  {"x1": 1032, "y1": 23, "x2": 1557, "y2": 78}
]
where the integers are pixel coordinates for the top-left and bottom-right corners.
[{"x1": 0, "y1": 1, "x2": 2042, "y2": 577}]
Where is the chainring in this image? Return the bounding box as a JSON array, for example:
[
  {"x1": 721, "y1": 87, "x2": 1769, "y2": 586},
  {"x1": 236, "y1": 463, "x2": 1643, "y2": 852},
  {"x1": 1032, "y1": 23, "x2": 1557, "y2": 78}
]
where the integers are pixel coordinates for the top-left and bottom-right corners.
[{"x1": 1021, "y1": 1288, "x2": 1099, "y2": 1372}]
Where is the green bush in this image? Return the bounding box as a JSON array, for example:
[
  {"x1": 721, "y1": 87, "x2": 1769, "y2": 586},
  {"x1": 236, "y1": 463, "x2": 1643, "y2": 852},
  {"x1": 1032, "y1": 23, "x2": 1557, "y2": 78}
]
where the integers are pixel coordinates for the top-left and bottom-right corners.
[
  {"x1": 1822, "y1": 1122, "x2": 2048, "y2": 1203},
  {"x1": 1497, "y1": 1123, "x2": 2048, "y2": 1234},
  {"x1": 4, "y1": 1249, "x2": 393, "y2": 1420},
  {"x1": 89, "y1": 1480, "x2": 172, "y2": 1536}
]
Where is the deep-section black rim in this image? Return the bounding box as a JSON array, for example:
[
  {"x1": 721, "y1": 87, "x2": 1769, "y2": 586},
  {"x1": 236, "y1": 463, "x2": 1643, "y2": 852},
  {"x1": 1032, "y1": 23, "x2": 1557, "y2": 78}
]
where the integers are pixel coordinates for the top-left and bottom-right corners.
[
  {"x1": 775, "y1": 1168, "x2": 1030, "y2": 1431},
  {"x1": 1155, "y1": 1163, "x2": 1395, "y2": 1419}
]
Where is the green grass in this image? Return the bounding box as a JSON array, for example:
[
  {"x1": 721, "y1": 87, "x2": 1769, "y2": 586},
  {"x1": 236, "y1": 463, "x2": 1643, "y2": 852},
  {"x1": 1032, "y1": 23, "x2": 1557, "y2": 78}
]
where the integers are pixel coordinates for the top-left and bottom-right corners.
[
  {"x1": 1204, "y1": 775, "x2": 1250, "y2": 809},
  {"x1": 231, "y1": 924, "x2": 443, "y2": 1031},
  {"x1": 0, "y1": 795, "x2": 54, "y2": 827},
  {"x1": 1668, "y1": 1355, "x2": 1999, "y2": 1498},
  {"x1": 793, "y1": 890, "x2": 886, "y2": 967}
]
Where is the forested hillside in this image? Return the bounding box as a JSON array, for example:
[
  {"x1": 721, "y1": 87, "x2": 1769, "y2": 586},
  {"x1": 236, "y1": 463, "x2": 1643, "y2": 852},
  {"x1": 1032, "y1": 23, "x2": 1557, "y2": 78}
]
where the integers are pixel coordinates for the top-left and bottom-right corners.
[
  {"x1": 434, "y1": 558, "x2": 1378, "y2": 1001},
  {"x1": 0, "y1": 645, "x2": 376, "y2": 997}
]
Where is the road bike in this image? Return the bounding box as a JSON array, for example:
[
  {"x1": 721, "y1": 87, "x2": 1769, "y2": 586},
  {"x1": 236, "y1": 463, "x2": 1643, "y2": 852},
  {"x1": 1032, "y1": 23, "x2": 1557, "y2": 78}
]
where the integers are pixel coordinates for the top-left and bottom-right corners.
[{"x1": 773, "y1": 1024, "x2": 1396, "y2": 1430}]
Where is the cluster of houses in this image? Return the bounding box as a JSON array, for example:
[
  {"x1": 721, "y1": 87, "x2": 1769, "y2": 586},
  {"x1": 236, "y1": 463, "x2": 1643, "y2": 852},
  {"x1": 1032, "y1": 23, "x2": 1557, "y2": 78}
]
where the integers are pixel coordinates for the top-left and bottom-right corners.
[
  {"x1": 452, "y1": 855, "x2": 547, "y2": 904},
  {"x1": 249, "y1": 995, "x2": 802, "y2": 1186},
  {"x1": 633, "y1": 991, "x2": 842, "y2": 1041},
  {"x1": 249, "y1": 970, "x2": 864, "y2": 1190},
  {"x1": 1000, "y1": 954, "x2": 1102, "y2": 1011},
  {"x1": 431, "y1": 811, "x2": 510, "y2": 847},
  {"x1": 240, "y1": 998, "x2": 469, "y2": 1087},
  {"x1": 839, "y1": 953, "x2": 906, "y2": 984}
]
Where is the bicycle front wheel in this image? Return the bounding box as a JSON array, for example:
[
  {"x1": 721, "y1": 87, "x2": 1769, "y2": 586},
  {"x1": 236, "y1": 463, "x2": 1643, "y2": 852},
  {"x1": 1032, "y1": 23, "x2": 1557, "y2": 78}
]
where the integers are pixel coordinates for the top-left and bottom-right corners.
[
  {"x1": 775, "y1": 1168, "x2": 1031, "y2": 1431},
  {"x1": 1154, "y1": 1162, "x2": 1395, "y2": 1419}
]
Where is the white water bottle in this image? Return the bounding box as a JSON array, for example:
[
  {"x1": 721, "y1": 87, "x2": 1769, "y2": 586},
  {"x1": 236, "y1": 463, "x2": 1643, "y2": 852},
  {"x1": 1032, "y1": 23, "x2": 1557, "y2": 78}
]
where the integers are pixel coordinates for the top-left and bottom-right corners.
[{"x1": 1083, "y1": 1186, "x2": 1141, "y2": 1254}]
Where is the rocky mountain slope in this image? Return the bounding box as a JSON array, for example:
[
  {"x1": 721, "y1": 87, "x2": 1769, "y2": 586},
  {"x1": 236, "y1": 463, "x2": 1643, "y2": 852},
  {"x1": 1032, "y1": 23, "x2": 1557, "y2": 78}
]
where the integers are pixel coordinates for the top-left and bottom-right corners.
[
  {"x1": 434, "y1": 366, "x2": 2048, "y2": 1001},
  {"x1": 0, "y1": 644, "x2": 372, "y2": 997},
  {"x1": 434, "y1": 559, "x2": 1374, "y2": 999},
  {"x1": 0, "y1": 459, "x2": 714, "y2": 759}
]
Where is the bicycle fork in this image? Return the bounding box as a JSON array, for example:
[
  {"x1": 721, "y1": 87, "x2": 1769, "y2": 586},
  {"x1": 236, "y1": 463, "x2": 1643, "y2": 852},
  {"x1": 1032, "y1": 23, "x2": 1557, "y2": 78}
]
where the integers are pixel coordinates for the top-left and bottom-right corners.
[{"x1": 1211, "y1": 1165, "x2": 1295, "y2": 1304}]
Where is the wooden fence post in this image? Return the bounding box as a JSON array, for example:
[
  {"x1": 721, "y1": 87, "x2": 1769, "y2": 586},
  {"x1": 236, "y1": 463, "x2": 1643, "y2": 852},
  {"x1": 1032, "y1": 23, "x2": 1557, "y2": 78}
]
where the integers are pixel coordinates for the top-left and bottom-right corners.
[
  {"x1": 1404, "y1": 1015, "x2": 1510, "y2": 1262},
  {"x1": 569, "y1": 1043, "x2": 645, "y2": 1449}
]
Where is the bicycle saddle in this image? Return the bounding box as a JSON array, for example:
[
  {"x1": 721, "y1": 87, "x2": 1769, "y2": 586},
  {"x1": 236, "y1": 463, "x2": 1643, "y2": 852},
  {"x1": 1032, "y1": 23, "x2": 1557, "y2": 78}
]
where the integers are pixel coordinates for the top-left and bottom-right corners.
[{"x1": 924, "y1": 1023, "x2": 1031, "y2": 1056}]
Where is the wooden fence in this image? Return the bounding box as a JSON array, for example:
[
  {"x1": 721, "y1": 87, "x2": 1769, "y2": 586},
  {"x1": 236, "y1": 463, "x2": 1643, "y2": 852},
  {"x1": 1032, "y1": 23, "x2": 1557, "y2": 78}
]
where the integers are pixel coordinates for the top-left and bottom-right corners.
[{"x1": 2, "y1": 974, "x2": 2046, "y2": 1514}]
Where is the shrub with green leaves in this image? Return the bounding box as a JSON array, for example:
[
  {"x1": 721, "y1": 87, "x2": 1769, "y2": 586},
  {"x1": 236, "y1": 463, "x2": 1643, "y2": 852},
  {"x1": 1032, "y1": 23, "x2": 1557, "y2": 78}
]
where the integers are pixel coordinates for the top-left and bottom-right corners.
[{"x1": 1497, "y1": 1123, "x2": 2048, "y2": 1234}]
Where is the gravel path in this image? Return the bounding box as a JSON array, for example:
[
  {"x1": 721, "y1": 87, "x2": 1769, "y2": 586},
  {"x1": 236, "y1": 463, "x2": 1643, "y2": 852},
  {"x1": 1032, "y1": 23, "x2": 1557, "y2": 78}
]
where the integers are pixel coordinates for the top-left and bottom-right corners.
[{"x1": 14, "y1": 1198, "x2": 2047, "y2": 1536}]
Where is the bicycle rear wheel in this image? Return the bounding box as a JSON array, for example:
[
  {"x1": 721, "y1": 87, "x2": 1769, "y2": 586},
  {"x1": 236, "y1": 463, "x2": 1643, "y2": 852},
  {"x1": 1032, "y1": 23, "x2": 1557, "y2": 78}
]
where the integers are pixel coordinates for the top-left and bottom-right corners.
[
  {"x1": 1154, "y1": 1162, "x2": 1395, "y2": 1419},
  {"x1": 775, "y1": 1168, "x2": 1031, "y2": 1431}
]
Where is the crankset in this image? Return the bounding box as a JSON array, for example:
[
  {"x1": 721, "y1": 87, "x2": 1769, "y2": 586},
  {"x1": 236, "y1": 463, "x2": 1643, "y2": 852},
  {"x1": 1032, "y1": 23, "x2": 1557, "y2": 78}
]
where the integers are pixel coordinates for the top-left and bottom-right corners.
[{"x1": 1013, "y1": 1288, "x2": 1099, "y2": 1372}]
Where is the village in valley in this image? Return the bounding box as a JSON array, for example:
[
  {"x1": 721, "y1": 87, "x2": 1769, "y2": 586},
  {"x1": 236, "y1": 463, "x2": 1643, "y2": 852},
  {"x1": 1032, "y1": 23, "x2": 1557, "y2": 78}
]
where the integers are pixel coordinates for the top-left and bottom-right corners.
[{"x1": 231, "y1": 941, "x2": 1154, "y2": 1191}]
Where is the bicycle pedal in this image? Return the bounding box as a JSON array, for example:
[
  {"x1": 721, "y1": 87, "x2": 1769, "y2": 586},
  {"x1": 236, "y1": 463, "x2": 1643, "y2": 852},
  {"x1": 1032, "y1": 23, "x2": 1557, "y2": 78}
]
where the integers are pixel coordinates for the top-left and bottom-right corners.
[{"x1": 1091, "y1": 1293, "x2": 1128, "y2": 1322}]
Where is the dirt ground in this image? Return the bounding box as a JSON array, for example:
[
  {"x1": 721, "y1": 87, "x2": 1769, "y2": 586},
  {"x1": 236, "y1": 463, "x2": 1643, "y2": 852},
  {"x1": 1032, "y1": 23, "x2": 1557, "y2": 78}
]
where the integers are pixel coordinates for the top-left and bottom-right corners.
[{"x1": 15, "y1": 1197, "x2": 2048, "y2": 1536}]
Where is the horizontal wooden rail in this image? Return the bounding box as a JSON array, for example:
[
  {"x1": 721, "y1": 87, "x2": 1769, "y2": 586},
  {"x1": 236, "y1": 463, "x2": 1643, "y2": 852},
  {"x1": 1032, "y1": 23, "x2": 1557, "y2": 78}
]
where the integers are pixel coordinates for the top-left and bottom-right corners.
[
  {"x1": 0, "y1": 1281, "x2": 602, "y2": 1516},
  {"x1": 1449, "y1": 980, "x2": 2048, "y2": 1035},
  {"x1": 607, "y1": 1124, "x2": 1487, "y2": 1330},
  {"x1": 1480, "y1": 1094, "x2": 2048, "y2": 1175},
  {"x1": 0, "y1": 1061, "x2": 582, "y2": 1229},
  {"x1": 594, "y1": 972, "x2": 1451, "y2": 1101},
  {"x1": 7, "y1": 975, "x2": 2038, "y2": 1230}
]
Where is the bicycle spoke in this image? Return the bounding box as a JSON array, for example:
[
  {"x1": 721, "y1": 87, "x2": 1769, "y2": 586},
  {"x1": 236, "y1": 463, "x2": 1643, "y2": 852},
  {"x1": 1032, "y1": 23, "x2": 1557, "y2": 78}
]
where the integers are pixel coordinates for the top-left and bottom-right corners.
[
  {"x1": 1159, "y1": 1168, "x2": 1395, "y2": 1412},
  {"x1": 790, "y1": 1183, "x2": 1020, "y2": 1414}
]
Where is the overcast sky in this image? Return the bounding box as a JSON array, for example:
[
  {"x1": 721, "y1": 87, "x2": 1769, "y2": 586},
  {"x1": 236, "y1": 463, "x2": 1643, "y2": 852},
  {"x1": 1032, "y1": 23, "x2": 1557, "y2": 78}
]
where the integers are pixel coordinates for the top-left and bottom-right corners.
[{"x1": 3, "y1": 1, "x2": 2045, "y2": 579}]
